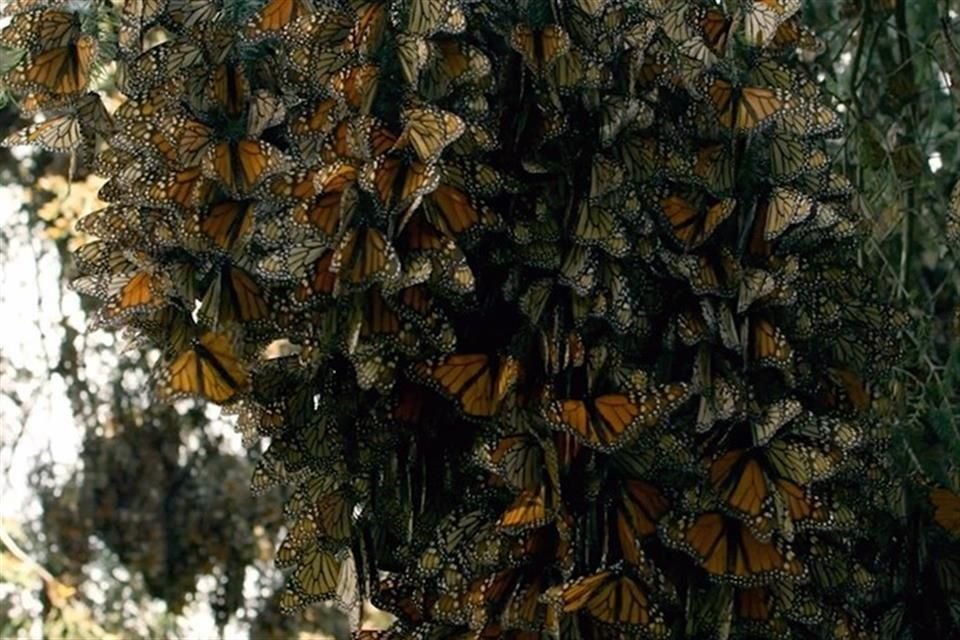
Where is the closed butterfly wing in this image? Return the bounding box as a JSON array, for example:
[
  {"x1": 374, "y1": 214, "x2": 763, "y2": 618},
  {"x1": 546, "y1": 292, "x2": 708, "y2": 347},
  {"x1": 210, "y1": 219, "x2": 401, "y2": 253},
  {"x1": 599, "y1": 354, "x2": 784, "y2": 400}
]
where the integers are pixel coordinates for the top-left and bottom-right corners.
[
  {"x1": 662, "y1": 193, "x2": 736, "y2": 248},
  {"x1": 2, "y1": 112, "x2": 81, "y2": 151},
  {"x1": 244, "y1": 0, "x2": 314, "y2": 39},
  {"x1": 759, "y1": 187, "x2": 814, "y2": 241},
  {"x1": 498, "y1": 485, "x2": 556, "y2": 532},
  {"x1": 395, "y1": 106, "x2": 465, "y2": 162},
  {"x1": 743, "y1": 315, "x2": 793, "y2": 371},
  {"x1": 931, "y1": 488, "x2": 960, "y2": 537},
  {"x1": 401, "y1": 0, "x2": 466, "y2": 36},
  {"x1": 159, "y1": 330, "x2": 250, "y2": 403},
  {"x1": 511, "y1": 24, "x2": 571, "y2": 76},
  {"x1": 330, "y1": 226, "x2": 401, "y2": 292}
]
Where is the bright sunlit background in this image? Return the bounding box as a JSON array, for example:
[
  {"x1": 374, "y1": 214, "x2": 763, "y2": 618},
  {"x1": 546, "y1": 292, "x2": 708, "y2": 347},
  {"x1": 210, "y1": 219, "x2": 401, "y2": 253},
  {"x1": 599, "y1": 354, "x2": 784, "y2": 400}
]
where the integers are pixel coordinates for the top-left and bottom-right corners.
[{"x1": 0, "y1": 177, "x2": 256, "y2": 638}]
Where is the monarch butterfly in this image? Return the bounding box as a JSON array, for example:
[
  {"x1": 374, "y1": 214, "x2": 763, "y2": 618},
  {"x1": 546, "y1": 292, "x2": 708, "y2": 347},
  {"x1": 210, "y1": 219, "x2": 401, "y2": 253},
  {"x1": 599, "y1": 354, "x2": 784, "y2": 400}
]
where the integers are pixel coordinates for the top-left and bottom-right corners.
[
  {"x1": 393, "y1": 106, "x2": 465, "y2": 163},
  {"x1": 290, "y1": 189, "x2": 346, "y2": 241},
  {"x1": 557, "y1": 569, "x2": 666, "y2": 632},
  {"x1": 243, "y1": 0, "x2": 314, "y2": 39},
  {"x1": 76, "y1": 205, "x2": 178, "y2": 252},
  {"x1": 547, "y1": 384, "x2": 691, "y2": 452},
  {"x1": 249, "y1": 429, "x2": 313, "y2": 495},
  {"x1": 705, "y1": 77, "x2": 786, "y2": 133},
  {"x1": 0, "y1": 8, "x2": 79, "y2": 52},
  {"x1": 399, "y1": 215, "x2": 475, "y2": 294},
  {"x1": 751, "y1": 397, "x2": 803, "y2": 446},
  {"x1": 8, "y1": 33, "x2": 97, "y2": 96},
  {"x1": 572, "y1": 199, "x2": 628, "y2": 257},
  {"x1": 3, "y1": 110, "x2": 81, "y2": 152},
  {"x1": 276, "y1": 514, "x2": 320, "y2": 569},
  {"x1": 330, "y1": 226, "x2": 402, "y2": 291},
  {"x1": 412, "y1": 353, "x2": 520, "y2": 417},
  {"x1": 98, "y1": 163, "x2": 212, "y2": 210},
  {"x1": 118, "y1": 39, "x2": 205, "y2": 97},
  {"x1": 757, "y1": 187, "x2": 815, "y2": 241},
  {"x1": 294, "y1": 250, "x2": 336, "y2": 304},
  {"x1": 360, "y1": 154, "x2": 439, "y2": 216},
  {"x1": 339, "y1": 115, "x2": 398, "y2": 162},
  {"x1": 498, "y1": 485, "x2": 556, "y2": 531},
  {"x1": 173, "y1": 117, "x2": 215, "y2": 166},
  {"x1": 5, "y1": 90, "x2": 109, "y2": 152},
  {"x1": 74, "y1": 267, "x2": 170, "y2": 327},
  {"x1": 697, "y1": 5, "x2": 732, "y2": 54},
  {"x1": 1, "y1": 0, "x2": 73, "y2": 18},
  {"x1": 616, "y1": 481, "x2": 668, "y2": 566},
  {"x1": 661, "y1": 245, "x2": 739, "y2": 298},
  {"x1": 203, "y1": 139, "x2": 288, "y2": 194},
  {"x1": 258, "y1": 236, "x2": 328, "y2": 282},
  {"x1": 166, "y1": 0, "x2": 222, "y2": 30},
  {"x1": 348, "y1": 288, "x2": 419, "y2": 354},
  {"x1": 394, "y1": 285, "x2": 456, "y2": 351},
  {"x1": 733, "y1": 586, "x2": 801, "y2": 636},
  {"x1": 158, "y1": 330, "x2": 249, "y2": 404},
  {"x1": 819, "y1": 367, "x2": 870, "y2": 412},
  {"x1": 668, "y1": 512, "x2": 804, "y2": 585},
  {"x1": 401, "y1": 0, "x2": 466, "y2": 36},
  {"x1": 483, "y1": 435, "x2": 545, "y2": 492},
  {"x1": 559, "y1": 245, "x2": 599, "y2": 296},
  {"x1": 330, "y1": 63, "x2": 379, "y2": 114},
  {"x1": 743, "y1": 315, "x2": 792, "y2": 371},
  {"x1": 281, "y1": 38, "x2": 351, "y2": 93},
  {"x1": 344, "y1": 0, "x2": 386, "y2": 55},
  {"x1": 421, "y1": 39, "x2": 491, "y2": 100},
  {"x1": 116, "y1": 0, "x2": 166, "y2": 54},
  {"x1": 738, "y1": 0, "x2": 801, "y2": 48},
  {"x1": 423, "y1": 182, "x2": 496, "y2": 241},
  {"x1": 692, "y1": 144, "x2": 735, "y2": 194},
  {"x1": 767, "y1": 135, "x2": 814, "y2": 182},
  {"x1": 510, "y1": 24, "x2": 571, "y2": 77},
  {"x1": 777, "y1": 99, "x2": 843, "y2": 138},
  {"x1": 708, "y1": 447, "x2": 820, "y2": 539},
  {"x1": 661, "y1": 193, "x2": 736, "y2": 249},
  {"x1": 548, "y1": 48, "x2": 604, "y2": 92},
  {"x1": 418, "y1": 509, "x2": 498, "y2": 576},
  {"x1": 285, "y1": 474, "x2": 353, "y2": 542},
  {"x1": 288, "y1": 95, "x2": 346, "y2": 154},
  {"x1": 206, "y1": 62, "x2": 249, "y2": 117},
  {"x1": 616, "y1": 127, "x2": 660, "y2": 181},
  {"x1": 371, "y1": 577, "x2": 434, "y2": 626},
  {"x1": 283, "y1": 547, "x2": 354, "y2": 609},
  {"x1": 738, "y1": 264, "x2": 797, "y2": 315},
  {"x1": 71, "y1": 239, "x2": 145, "y2": 276},
  {"x1": 109, "y1": 97, "x2": 180, "y2": 165},
  {"x1": 499, "y1": 573, "x2": 556, "y2": 633},
  {"x1": 770, "y1": 15, "x2": 822, "y2": 54},
  {"x1": 189, "y1": 200, "x2": 255, "y2": 253},
  {"x1": 619, "y1": 480, "x2": 668, "y2": 538},
  {"x1": 696, "y1": 379, "x2": 750, "y2": 436},
  {"x1": 198, "y1": 264, "x2": 269, "y2": 328},
  {"x1": 931, "y1": 488, "x2": 960, "y2": 537}
]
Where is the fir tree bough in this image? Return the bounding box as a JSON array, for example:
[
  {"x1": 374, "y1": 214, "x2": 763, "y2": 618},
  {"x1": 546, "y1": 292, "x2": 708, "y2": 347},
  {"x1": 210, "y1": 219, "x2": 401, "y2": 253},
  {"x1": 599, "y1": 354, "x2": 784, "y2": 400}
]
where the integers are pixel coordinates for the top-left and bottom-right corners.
[{"x1": 3, "y1": 0, "x2": 957, "y2": 638}]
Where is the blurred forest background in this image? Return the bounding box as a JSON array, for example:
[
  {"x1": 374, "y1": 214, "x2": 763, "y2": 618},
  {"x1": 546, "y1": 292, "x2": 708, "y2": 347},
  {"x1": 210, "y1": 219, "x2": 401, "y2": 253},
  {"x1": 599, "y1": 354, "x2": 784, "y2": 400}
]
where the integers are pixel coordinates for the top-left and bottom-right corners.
[{"x1": 0, "y1": 0, "x2": 957, "y2": 638}]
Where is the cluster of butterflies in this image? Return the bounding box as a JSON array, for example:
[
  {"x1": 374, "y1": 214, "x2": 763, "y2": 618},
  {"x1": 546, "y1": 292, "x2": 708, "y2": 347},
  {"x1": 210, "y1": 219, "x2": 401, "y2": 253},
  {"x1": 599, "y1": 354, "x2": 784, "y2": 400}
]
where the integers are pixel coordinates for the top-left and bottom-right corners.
[{"x1": 4, "y1": 0, "x2": 949, "y2": 638}]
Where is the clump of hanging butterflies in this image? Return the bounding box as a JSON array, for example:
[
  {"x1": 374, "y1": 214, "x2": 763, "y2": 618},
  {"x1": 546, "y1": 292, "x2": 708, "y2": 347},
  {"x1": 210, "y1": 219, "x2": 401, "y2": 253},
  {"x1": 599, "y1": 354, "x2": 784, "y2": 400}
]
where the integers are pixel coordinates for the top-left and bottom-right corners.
[{"x1": 2, "y1": 0, "x2": 924, "y2": 638}]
